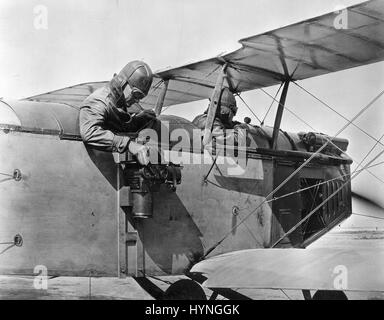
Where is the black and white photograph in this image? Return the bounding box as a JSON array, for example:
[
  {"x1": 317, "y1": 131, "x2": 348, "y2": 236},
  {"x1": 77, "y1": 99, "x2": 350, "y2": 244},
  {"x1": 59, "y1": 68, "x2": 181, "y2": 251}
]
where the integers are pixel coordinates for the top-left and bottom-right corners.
[{"x1": 0, "y1": 0, "x2": 384, "y2": 304}]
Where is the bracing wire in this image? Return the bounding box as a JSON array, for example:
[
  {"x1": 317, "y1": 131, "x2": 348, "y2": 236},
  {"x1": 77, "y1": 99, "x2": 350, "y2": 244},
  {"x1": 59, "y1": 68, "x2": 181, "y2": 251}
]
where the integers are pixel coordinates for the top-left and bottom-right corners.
[
  {"x1": 292, "y1": 80, "x2": 384, "y2": 150},
  {"x1": 236, "y1": 93, "x2": 262, "y2": 124},
  {"x1": 272, "y1": 148, "x2": 384, "y2": 247},
  {"x1": 351, "y1": 133, "x2": 384, "y2": 177},
  {"x1": 261, "y1": 82, "x2": 283, "y2": 125},
  {"x1": 260, "y1": 88, "x2": 384, "y2": 186},
  {"x1": 201, "y1": 88, "x2": 384, "y2": 258}
]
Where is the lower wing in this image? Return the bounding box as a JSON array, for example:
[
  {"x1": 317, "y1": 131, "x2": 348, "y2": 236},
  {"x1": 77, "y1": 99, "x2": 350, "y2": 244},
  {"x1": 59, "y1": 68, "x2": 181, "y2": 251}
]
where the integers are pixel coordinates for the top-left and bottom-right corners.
[
  {"x1": 190, "y1": 246, "x2": 384, "y2": 292},
  {"x1": 190, "y1": 195, "x2": 384, "y2": 293}
]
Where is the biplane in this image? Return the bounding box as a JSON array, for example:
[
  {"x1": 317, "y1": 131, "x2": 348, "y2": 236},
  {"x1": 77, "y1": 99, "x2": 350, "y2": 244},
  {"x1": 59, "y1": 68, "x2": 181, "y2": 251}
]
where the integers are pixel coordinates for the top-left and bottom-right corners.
[{"x1": 1, "y1": 0, "x2": 384, "y2": 300}]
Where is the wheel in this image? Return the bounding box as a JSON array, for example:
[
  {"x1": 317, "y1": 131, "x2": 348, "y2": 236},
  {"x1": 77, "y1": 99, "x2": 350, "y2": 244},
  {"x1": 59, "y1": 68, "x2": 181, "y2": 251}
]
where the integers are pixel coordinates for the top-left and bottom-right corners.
[
  {"x1": 163, "y1": 279, "x2": 207, "y2": 300},
  {"x1": 312, "y1": 290, "x2": 348, "y2": 300}
]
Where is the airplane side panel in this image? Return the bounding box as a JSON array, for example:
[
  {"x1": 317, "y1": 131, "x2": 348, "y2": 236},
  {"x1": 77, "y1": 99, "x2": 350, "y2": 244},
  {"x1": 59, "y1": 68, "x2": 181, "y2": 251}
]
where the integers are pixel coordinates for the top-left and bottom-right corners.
[
  {"x1": 0, "y1": 131, "x2": 119, "y2": 276},
  {"x1": 198, "y1": 153, "x2": 274, "y2": 255},
  {"x1": 271, "y1": 162, "x2": 352, "y2": 248},
  {"x1": 135, "y1": 150, "x2": 274, "y2": 275}
]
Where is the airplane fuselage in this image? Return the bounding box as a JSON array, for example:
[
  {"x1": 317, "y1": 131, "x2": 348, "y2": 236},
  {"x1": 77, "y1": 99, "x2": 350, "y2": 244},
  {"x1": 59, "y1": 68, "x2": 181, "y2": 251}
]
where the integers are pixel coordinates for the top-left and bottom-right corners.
[{"x1": 0, "y1": 100, "x2": 352, "y2": 277}]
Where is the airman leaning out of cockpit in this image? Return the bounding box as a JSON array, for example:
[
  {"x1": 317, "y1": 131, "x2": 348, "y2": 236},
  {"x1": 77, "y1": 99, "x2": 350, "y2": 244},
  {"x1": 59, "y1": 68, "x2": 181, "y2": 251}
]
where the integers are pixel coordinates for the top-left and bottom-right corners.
[
  {"x1": 79, "y1": 60, "x2": 157, "y2": 166},
  {"x1": 192, "y1": 87, "x2": 249, "y2": 146}
]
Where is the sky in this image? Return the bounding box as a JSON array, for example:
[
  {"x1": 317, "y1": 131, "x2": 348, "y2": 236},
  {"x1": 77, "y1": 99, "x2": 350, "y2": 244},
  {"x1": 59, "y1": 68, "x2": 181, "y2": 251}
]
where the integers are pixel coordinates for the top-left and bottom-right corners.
[{"x1": 0, "y1": 0, "x2": 383, "y2": 208}]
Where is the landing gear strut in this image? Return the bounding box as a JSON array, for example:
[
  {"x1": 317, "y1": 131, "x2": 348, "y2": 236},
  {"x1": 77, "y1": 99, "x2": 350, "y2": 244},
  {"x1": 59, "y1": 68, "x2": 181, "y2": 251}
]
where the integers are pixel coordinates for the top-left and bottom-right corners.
[
  {"x1": 163, "y1": 279, "x2": 207, "y2": 300},
  {"x1": 312, "y1": 290, "x2": 348, "y2": 300},
  {"x1": 303, "y1": 289, "x2": 348, "y2": 300}
]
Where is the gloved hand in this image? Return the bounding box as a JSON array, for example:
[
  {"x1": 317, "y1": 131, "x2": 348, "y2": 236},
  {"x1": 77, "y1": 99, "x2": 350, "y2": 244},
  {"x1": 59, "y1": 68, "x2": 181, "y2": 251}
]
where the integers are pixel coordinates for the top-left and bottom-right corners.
[
  {"x1": 131, "y1": 109, "x2": 157, "y2": 130},
  {"x1": 128, "y1": 141, "x2": 150, "y2": 165}
]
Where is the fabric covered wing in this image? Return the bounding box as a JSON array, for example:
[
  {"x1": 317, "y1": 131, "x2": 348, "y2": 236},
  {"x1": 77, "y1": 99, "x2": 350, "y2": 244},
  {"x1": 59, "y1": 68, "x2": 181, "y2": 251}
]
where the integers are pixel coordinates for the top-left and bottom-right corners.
[
  {"x1": 25, "y1": 0, "x2": 384, "y2": 109},
  {"x1": 155, "y1": 0, "x2": 384, "y2": 96},
  {"x1": 191, "y1": 194, "x2": 384, "y2": 292},
  {"x1": 25, "y1": 81, "x2": 108, "y2": 108},
  {"x1": 190, "y1": 247, "x2": 384, "y2": 292}
]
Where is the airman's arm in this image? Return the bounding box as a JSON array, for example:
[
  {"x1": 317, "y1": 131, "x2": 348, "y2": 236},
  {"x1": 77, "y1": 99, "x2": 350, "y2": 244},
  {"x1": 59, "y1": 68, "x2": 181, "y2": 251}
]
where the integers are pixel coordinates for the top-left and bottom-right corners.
[{"x1": 79, "y1": 103, "x2": 130, "y2": 153}]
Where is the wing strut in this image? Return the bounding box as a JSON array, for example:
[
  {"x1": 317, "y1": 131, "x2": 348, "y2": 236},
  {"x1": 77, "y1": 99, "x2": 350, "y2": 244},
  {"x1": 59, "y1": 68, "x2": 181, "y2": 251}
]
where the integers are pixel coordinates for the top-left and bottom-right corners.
[
  {"x1": 154, "y1": 80, "x2": 169, "y2": 116},
  {"x1": 271, "y1": 80, "x2": 290, "y2": 149},
  {"x1": 202, "y1": 63, "x2": 228, "y2": 146}
]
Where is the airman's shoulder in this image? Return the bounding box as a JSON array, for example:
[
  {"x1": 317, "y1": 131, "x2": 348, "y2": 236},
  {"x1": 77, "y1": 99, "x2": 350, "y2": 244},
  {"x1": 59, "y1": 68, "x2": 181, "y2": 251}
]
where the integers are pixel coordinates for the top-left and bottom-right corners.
[
  {"x1": 84, "y1": 86, "x2": 110, "y2": 102},
  {"x1": 191, "y1": 114, "x2": 207, "y2": 129},
  {"x1": 81, "y1": 86, "x2": 112, "y2": 109}
]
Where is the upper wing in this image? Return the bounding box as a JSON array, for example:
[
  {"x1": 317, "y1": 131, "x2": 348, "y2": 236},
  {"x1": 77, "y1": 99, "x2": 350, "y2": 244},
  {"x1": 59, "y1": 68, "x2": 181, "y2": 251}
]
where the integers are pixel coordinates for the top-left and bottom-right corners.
[
  {"x1": 25, "y1": 0, "x2": 384, "y2": 108},
  {"x1": 190, "y1": 247, "x2": 384, "y2": 292}
]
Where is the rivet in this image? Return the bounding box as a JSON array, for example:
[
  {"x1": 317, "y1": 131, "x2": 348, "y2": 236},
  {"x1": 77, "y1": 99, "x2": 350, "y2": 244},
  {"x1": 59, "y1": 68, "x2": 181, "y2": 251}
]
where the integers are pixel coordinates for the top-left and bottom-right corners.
[
  {"x1": 13, "y1": 169, "x2": 22, "y2": 181},
  {"x1": 14, "y1": 234, "x2": 23, "y2": 247}
]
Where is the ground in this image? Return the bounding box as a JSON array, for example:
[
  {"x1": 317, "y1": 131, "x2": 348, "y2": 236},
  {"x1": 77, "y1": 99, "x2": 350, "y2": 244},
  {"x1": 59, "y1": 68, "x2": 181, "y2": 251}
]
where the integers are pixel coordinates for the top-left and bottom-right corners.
[{"x1": 1, "y1": 226, "x2": 383, "y2": 300}]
